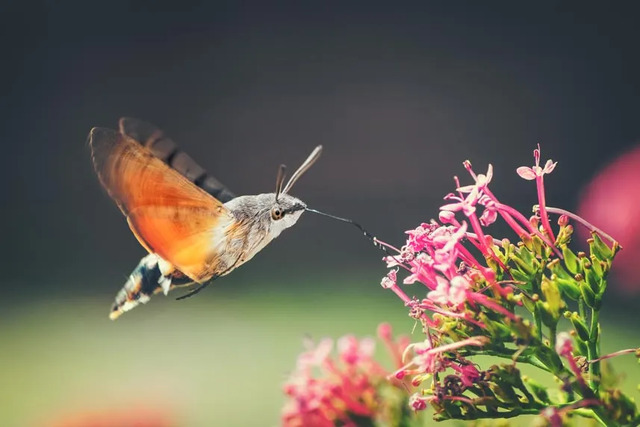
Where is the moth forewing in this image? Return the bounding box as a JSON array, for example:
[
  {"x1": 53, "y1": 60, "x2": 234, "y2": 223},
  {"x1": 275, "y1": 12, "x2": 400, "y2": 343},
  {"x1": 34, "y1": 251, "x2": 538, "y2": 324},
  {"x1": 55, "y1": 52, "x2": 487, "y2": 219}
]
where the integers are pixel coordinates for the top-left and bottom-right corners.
[{"x1": 89, "y1": 127, "x2": 235, "y2": 282}]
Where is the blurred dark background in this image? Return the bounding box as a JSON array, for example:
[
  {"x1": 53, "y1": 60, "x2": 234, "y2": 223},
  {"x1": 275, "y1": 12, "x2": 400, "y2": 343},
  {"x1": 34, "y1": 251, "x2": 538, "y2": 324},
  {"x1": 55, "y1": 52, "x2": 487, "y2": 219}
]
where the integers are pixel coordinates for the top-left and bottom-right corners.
[{"x1": 2, "y1": 2, "x2": 639, "y2": 426}]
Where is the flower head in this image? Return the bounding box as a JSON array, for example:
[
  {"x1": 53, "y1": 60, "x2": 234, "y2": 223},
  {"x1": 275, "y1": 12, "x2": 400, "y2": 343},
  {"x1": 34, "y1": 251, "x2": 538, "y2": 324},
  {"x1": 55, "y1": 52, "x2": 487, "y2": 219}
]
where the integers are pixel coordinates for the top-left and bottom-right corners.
[
  {"x1": 282, "y1": 329, "x2": 408, "y2": 427},
  {"x1": 516, "y1": 144, "x2": 557, "y2": 180},
  {"x1": 427, "y1": 275, "x2": 470, "y2": 306},
  {"x1": 555, "y1": 332, "x2": 573, "y2": 358}
]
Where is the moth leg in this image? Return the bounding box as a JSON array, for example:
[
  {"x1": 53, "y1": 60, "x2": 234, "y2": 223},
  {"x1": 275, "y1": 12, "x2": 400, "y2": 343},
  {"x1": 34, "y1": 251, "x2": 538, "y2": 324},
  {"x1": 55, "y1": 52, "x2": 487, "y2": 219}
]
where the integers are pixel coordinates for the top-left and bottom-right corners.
[
  {"x1": 174, "y1": 274, "x2": 218, "y2": 301},
  {"x1": 175, "y1": 253, "x2": 244, "y2": 301}
]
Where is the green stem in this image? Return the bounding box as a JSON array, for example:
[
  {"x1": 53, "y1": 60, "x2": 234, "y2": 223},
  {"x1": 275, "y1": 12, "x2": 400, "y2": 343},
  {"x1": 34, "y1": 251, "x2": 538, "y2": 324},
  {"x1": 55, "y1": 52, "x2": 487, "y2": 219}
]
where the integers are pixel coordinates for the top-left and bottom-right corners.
[
  {"x1": 534, "y1": 304, "x2": 543, "y2": 342},
  {"x1": 571, "y1": 408, "x2": 597, "y2": 419},
  {"x1": 564, "y1": 407, "x2": 609, "y2": 427},
  {"x1": 473, "y1": 349, "x2": 552, "y2": 373},
  {"x1": 588, "y1": 308, "x2": 600, "y2": 390},
  {"x1": 435, "y1": 407, "x2": 544, "y2": 421},
  {"x1": 578, "y1": 298, "x2": 586, "y2": 320},
  {"x1": 549, "y1": 322, "x2": 557, "y2": 349}
]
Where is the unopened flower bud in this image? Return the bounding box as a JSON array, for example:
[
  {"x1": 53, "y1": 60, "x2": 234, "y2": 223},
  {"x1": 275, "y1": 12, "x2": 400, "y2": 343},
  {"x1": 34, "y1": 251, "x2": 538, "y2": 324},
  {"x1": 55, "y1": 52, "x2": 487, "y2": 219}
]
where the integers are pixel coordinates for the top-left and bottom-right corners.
[
  {"x1": 509, "y1": 252, "x2": 536, "y2": 275},
  {"x1": 580, "y1": 282, "x2": 597, "y2": 308},
  {"x1": 377, "y1": 322, "x2": 393, "y2": 340},
  {"x1": 541, "y1": 277, "x2": 563, "y2": 322},
  {"x1": 583, "y1": 261, "x2": 600, "y2": 294},
  {"x1": 569, "y1": 312, "x2": 590, "y2": 342},
  {"x1": 438, "y1": 210, "x2": 456, "y2": 224},
  {"x1": 558, "y1": 215, "x2": 569, "y2": 227},
  {"x1": 409, "y1": 395, "x2": 427, "y2": 411},
  {"x1": 590, "y1": 254, "x2": 604, "y2": 276},
  {"x1": 552, "y1": 275, "x2": 581, "y2": 301},
  {"x1": 394, "y1": 369, "x2": 407, "y2": 380},
  {"x1": 529, "y1": 215, "x2": 540, "y2": 228},
  {"x1": 548, "y1": 258, "x2": 571, "y2": 280},
  {"x1": 589, "y1": 232, "x2": 614, "y2": 261},
  {"x1": 556, "y1": 223, "x2": 574, "y2": 246},
  {"x1": 561, "y1": 245, "x2": 580, "y2": 275}
]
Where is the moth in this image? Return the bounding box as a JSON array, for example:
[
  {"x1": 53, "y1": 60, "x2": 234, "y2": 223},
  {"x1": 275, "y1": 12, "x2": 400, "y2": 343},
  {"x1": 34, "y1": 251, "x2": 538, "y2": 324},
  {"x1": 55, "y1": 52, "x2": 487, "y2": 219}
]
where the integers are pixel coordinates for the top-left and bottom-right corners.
[{"x1": 89, "y1": 118, "x2": 321, "y2": 319}]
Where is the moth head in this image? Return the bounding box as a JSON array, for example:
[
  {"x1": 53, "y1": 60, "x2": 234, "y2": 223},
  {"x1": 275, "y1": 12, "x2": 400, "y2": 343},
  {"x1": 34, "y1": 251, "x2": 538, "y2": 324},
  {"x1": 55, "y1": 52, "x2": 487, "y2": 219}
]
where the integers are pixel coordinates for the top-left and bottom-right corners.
[
  {"x1": 267, "y1": 145, "x2": 323, "y2": 236},
  {"x1": 267, "y1": 193, "x2": 306, "y2": 236}
]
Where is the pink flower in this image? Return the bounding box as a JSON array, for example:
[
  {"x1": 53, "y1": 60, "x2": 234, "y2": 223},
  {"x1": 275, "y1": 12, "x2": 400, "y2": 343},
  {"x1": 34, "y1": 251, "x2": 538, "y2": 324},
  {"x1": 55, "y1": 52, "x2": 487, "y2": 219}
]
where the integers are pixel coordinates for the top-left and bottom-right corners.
[
  {"x1": 408, "y1": 394, "x2": 429, "y2": 411},
  {"x1": 454, "y1": 363, "x2": 481, "y2": 388},
  {"x1": 516, "y1": 145, "x2": 557, "y2": 180},
  {"x1": 541, "y1": 407, "x2": 563, "y2": 427},
  {"x1": 441, "y1": 190, "x2": 478, "y2": 216},
  {"x1": 384, "y1": 254, "x2": 403, "y2": 268},
  {"x1": 478, "y1": 196, "x2": 498, "y2": 226},
  {"x1": 405, "y1": 222, "x2": 435, "y2": 252},
  {"x1": 516, "y1": 145, "x2": 557, "y2": 242},
  {"x1": 337, "y1": 335, "x2": 375, "y2": 365},
  {"x1": 283, "y1": 329, "x2": 408, "y2": 427},
  {"x1": 438, "y1": 210, "x2": 457, "y2": 224},
  {"x1": 399, "y1": 337, "x2": 488, "y2": 378},
  {"x1": 427, "y1": 275, "x2": 470, "y2": 306},
  {"x1": 296, "y1": 338, "x2": 333, "y2": 371},
  {"x1": 405, "y1": 341, "x2": 438, "y2": 374},
  {"x1": 403, "y1": 253, "x2": 436, "y2": 287},
  {"x1": 380, "y1": 269, "x2": 398, "y2": 289},
  {"x1": 554, "y1": 332, "x2": 590, "y2": 393},
  {"x1": 434, "y1": 221, "x2": 467, "y2": 253},
  {"x1": 458, "y1": 163, "x2": 494, "y2": 193},
  {"x1": 555, "y1": 332, "x2": 573, "y2": 358}
]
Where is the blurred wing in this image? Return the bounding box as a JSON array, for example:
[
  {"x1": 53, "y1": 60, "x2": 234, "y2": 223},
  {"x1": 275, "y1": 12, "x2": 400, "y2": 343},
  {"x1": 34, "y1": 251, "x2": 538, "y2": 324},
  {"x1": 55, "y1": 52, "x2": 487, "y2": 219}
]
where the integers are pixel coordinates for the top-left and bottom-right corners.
[
  {"x1": 118, "y1": 117, "x2": 236, "y2": 202},
  {"x1": 89, "y1": 127, "x2": 234, "y2": 282}
]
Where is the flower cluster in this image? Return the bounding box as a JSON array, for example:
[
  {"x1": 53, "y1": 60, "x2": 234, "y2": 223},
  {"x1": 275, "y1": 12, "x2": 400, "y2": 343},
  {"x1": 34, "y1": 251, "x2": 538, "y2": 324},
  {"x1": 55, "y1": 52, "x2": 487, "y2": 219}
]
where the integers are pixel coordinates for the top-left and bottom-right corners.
[
  {"x1": 281, "y1": 324, "x2": 415, "y2": 426},
  {"x1": 374, "y1": 146, "x2": 639, "y2": 425},
  {"x1": 283, "y1": 146, "x2": 640, "y2": 426}
]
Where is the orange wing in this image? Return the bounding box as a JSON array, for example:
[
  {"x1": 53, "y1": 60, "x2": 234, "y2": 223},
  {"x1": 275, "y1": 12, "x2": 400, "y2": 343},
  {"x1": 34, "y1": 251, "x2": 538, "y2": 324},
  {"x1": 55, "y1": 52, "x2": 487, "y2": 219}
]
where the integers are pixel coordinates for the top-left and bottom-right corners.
[{"x1": 89, "y1": 127, "x2": 234, "y2": 282}]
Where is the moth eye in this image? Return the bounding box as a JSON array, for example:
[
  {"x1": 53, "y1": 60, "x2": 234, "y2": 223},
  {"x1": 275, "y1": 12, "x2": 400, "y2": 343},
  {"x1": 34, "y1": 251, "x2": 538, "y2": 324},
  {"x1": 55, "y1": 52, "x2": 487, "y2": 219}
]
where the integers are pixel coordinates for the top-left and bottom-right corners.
[{"x1": 271, "y1": 207, "x2": 284, "y2": 221}]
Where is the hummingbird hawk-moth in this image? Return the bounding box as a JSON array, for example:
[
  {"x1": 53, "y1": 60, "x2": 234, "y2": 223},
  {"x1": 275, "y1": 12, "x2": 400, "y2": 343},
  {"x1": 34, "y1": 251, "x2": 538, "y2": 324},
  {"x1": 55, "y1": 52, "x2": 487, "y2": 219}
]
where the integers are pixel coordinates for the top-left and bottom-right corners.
[{"x1": 89, "y1": 118, "x2": 321, "y2": 319}]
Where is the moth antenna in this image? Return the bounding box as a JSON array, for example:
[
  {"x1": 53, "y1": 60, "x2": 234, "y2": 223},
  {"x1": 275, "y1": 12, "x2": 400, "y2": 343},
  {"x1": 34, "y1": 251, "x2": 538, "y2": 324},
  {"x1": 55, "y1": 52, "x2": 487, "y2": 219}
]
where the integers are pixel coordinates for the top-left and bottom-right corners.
[
  {"x1": 282, "y1": 145, "x2": 323, "y2": 194},
  {"x1": 275, "y1": 164, "x2": 287, "y2": 201}
]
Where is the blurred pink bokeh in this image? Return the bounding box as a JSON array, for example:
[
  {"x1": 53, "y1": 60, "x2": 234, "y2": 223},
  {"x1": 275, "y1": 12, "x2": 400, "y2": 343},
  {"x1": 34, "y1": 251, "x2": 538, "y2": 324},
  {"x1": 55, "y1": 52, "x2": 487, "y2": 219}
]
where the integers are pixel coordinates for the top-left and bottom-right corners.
[{"x1": 577, "y1": 144, "x2": 640, "y2": 294}]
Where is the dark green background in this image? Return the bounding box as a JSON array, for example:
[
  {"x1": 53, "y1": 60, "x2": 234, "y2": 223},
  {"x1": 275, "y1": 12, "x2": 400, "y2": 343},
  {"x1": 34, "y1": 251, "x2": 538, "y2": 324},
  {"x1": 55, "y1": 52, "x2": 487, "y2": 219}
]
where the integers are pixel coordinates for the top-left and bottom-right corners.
[{"x1": 2, "y1": 2, "x2": 639, "y2": 426}]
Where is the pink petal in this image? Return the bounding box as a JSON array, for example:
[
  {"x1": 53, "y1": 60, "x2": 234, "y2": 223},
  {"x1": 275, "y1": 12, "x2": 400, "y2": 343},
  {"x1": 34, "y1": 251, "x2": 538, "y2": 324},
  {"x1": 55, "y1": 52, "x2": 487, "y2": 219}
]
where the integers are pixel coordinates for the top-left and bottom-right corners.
[
  {"x1": 555, "y1": 332, "x2": 573, "y2": 357},
  {"x1": 543, "y1": 159, "x2": 557, "y2": 174},
  {"x1": 403, "y1": 274, "x2": 419, "y2": 285},
  {"x1": 438, "y1": 210, "x2": 456, "y2": 224},
  {"x1": 479, "y1": 207, "x2": 498, "y2": 226},
  {"x1": 450, "y1": 275, "x2": 471, "y2": 290},
  {"x1": 456, "y1": 184, "x2": 476, "y2": 193},
  {"x1": 384, "y1": 255, "x2": 402, "y2": 268},
  {"x1": 485, "y1": 164, "x2": 493, "y2": 182},
  {"x1": 440, "y1": 202, "x2": 464, "y2": 212},
  {"x1": 516, "y1": 166, "x2": 537, "y2": 180}
]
